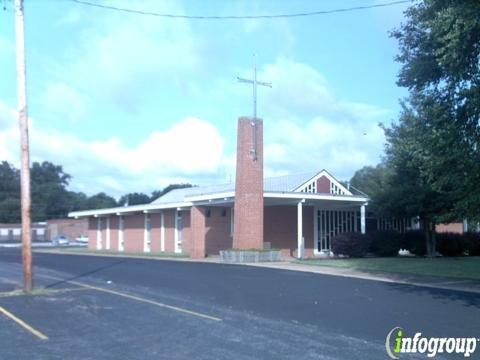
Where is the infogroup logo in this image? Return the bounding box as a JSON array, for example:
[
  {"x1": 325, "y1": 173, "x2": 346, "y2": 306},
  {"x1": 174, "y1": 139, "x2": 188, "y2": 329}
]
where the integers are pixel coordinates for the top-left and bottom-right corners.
[{"x1": 385, "y1": 327, "x2": 479, "y2": 359}]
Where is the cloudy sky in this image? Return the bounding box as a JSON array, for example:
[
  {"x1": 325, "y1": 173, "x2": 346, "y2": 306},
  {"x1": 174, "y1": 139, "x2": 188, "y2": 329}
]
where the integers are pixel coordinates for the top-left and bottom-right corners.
[{"x1": 0, "y1": 0, "x2": 409, "y2": 198}]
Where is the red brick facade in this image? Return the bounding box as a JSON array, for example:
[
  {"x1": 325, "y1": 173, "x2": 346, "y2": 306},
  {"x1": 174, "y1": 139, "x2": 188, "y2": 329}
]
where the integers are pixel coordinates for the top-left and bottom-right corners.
[
  {"x1": 233, "y1": 117, "x2": 264, "y2": 250},
  {"x1": 46, "y1": 218, "x2": 88, "y2": 241},
  {"x1": 264, "y1": 205, "x2": 314, "y2": 257},
  {"x1": 316, "y1": 176, "x2": 330, "y2": 193},
  {"x1": 205, "y1": 207, "x2": 232, "y2": 255},
  {"x1": 191, "y1": 206, "x2": 206, "y2": 259},
  {"x1": 83, "y1": 116, "x2": 326, "y2": 259}
]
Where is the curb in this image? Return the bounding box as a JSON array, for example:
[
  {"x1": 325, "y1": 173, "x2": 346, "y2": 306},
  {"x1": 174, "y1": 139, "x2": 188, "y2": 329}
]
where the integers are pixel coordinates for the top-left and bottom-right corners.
[{"x1": 33, "y1": 249, "x2": 480, "y2": 294}]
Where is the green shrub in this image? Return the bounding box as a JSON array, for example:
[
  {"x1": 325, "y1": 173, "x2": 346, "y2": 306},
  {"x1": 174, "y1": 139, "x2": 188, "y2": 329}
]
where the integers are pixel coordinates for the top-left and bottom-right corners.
[
  {"x1": 403, "y1": 230, "x2": 427, "y2": 256},
  {"x1": 464, "y1": 232, "x2": 480, "y2": 256},
  {"x1": 331, "y1": 232, "x2": 371, "y2": 258},
  {"x1": 369, "y1": 231, "x2": 402, "y2": 257},
  {"x1": 436, "y1": 232, "x2": 466, "y2": 257}
]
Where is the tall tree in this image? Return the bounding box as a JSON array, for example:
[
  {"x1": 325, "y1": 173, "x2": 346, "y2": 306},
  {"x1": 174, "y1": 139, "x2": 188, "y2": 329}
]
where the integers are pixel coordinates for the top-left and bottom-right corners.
[
  {"x1": 150, "y1": 183, "x2": 194, "y2": 201},
  {"x1": 85, "y1": 193, "x2": 117, "y2": 210},
  {"x1": 118, "y1": 192, "x2": 150, "y2": 206},
  {"x1": 391, "y1": 0, "x2": 480, "y2": 220},
  {"x1": 30, "y1": 162, "x2": 73, "y2": 221},
  {"x1": 0, "y1": 162, "x2": 21, "y2": 222}
]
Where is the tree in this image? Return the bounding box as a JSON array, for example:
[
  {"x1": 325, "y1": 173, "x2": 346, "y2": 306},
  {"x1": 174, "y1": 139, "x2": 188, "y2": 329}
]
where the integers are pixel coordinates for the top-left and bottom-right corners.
[
  {"x1": 118, "y1": 192, "x2": 150, "y2": 206},
  {"x1": 150, "y1": 183, "x2": 194, "y2": 201},
  {"x1": 391, "y1": 0, "x2": 480, "y2": 220},
  {"x1": 0, "y1": 162, "x2": 21, "y2": 222},
  {"x1": 382, "y1": 102, "x2": 458, "y2": 256},
  {"x1": 30, "y1": 162, "x2": 73, "y2": 221},
  {"x1": 350, "y1": 164, "x2": 391, "y2": 215},
  {"x1": 85, "y1": 193, "x2": 117, "y2": 210}
]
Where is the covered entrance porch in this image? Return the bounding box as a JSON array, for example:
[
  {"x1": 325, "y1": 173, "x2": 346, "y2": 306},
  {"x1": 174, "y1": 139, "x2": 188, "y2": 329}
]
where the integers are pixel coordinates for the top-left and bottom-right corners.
[{"x1": 263, "y1": 193, "x2": 367, "y2": 258}]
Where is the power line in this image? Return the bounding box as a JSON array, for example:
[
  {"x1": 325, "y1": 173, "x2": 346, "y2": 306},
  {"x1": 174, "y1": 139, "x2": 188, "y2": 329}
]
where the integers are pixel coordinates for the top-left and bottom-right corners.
[{"x1": 70, "y1": 0, "x2": 414, "y2": 20}]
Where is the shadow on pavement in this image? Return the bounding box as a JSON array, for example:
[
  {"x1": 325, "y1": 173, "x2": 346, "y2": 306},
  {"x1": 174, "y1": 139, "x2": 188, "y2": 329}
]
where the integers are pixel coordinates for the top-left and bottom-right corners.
[{"x1": 44, "y1": 259, "x2": 127, "y2": 288}]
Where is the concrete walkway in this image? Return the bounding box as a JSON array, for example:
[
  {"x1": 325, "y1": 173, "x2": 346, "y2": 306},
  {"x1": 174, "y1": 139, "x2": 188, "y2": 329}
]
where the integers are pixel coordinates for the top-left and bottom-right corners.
[{"x1": 34, "y1": 249, "x2": 480, "y2": 294}]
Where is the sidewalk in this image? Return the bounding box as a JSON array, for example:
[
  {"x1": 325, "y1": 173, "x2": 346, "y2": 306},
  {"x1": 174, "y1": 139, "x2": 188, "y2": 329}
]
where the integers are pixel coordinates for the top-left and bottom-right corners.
[
  {"x1": 243, "y1": 261, "x2": 480, "y2": 294},
  {"x1": 34, "y1": 249, "x2": 480, "y2": 294}
]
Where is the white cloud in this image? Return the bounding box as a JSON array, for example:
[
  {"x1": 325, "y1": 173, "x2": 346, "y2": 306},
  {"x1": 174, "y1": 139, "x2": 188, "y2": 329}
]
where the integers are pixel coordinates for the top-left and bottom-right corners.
[
  {"x1": 251, "y1": 57, "x2": 390, "y2": 180},
  {"x1": 48, "y1": 0, "x2": 205, "y2": 114},
  {"x1": 40, "y1": 82, "x2": 89, "y2": 122},
  {"x1": 0, "y1": 101, "x2": 227, "y2": 196}
]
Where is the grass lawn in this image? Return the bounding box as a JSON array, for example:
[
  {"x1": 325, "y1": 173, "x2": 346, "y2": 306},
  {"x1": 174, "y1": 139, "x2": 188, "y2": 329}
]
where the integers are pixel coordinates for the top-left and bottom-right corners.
[
  {"x1": 296, "y1": 257, "x2": 480, "y2": 281},
  {"x1": 35, "y1": 247, "x2": 189, "y2": 259}
]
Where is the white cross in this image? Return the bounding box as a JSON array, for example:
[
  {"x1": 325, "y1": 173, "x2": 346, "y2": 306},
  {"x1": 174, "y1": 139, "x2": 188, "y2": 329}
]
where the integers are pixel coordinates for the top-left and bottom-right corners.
[
  {"x1": 237, "y1": 54, "x2": 271, "y2": 160},
  {"x1": 237, "y1": 54, "x2": 272, "y2": 121}
]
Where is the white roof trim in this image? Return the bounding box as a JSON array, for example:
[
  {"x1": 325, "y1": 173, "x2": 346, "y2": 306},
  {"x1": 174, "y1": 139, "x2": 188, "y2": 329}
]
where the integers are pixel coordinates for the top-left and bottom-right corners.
[
  {"x1": 185, "y1": 191, "x2": 235, "y2": 202},
  {"x1": 294, "y1": 169, "x2": 352, "y2": 195},
  {"x1": 68, "y1": 201, "x2": 193, "y2": 218},
  {"x1": 69, "y1": 189, "x2": 367, "y2": 218},
  {"x1": 264, "y1": 192, "x2": 367, "y2": 202}
]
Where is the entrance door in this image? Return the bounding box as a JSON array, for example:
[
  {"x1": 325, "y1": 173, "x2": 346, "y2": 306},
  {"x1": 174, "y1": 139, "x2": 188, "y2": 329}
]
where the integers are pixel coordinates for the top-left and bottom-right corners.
[
  {"x1": 315, "y1": 208, "x2": 358, "y2": 254},
  {"x1": 174, "y1": 211, "x2": 183, "y2": 253}
]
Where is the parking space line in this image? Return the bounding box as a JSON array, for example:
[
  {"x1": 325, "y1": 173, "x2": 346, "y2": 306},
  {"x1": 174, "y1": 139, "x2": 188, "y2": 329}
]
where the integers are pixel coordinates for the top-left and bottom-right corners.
[
  {"x1": 0, "y1": 305, "x2": 48, "y2": 340},
  {"x1": 69, "y1": 280, "x2": 222, "y2": 322},
  {"x1": 38, "y1": 274, "x2": 222, "y2": 322}
]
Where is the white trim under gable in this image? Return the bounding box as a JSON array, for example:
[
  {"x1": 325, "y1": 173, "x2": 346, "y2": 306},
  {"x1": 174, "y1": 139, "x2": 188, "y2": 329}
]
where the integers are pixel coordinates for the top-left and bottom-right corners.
[{"x1": 294, "y1": 170, "x2": 352, "y2": 196}]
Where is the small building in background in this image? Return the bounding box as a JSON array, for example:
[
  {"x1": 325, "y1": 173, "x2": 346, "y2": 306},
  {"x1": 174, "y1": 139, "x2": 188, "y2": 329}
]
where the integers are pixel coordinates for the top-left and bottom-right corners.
[
  {"x1": 0, "y1": 222, "x2": 47, "y2": 242},
  {"x1": 46, "y1": 218, "x2": 88, "y2": 241},
  {"x1": 0, "y1": 218, "x2": 88, "y2": 243}
]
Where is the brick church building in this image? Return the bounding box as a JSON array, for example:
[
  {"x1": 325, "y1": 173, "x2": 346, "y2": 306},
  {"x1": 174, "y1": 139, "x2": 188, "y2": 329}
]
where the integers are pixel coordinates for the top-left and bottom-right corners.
[{"x1": 69, "y1": 117, "x2": 369, "y2": 259}]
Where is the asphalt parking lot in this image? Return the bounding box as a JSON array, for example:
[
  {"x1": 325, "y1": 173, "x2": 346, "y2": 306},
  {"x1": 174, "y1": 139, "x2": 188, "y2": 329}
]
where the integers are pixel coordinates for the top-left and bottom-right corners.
[{"x1": 0, "y1": 249, "x2": 478, "y2": 359}]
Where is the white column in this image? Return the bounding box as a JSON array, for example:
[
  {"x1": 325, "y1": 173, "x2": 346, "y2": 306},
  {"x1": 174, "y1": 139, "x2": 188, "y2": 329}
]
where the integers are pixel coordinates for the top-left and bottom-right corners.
[
  {"x1": 144, "y1": 213, "x2": 151, "y2": 253},
  {"x1": 174, "y1": 211, "x2": 181, "y2": 253},
  {"x1": 313, "y1": 206, "x2": 319, "y2": 255},
  {"x1": 160, "y1": 212, "x2": 165, "y2": 252},
  {"x1": 106, "y1": 217, "x2": 110, "y2": 250},
  {"x1": 96, "y1": 217, "x2": 102, "y2": 250},
  {"x1": 297, "y1": 200, "x2": 305, "y2": 259},
  {"x1": 360, "y1": 204, "x2": 366, "y2": 234},
  {"x1": 118, "y1": 216, "x2": 124, "y2": 251}
]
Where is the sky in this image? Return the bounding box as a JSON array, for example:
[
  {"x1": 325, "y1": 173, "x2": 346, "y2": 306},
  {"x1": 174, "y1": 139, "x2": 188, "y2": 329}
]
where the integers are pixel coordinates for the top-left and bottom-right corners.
[{"x1": 0, "y1": 0, "x2": 410, "y2": 198}]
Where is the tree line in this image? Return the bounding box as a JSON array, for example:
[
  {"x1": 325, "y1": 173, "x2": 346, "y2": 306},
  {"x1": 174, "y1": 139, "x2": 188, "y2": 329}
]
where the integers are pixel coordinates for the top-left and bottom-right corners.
[
  {"x1": 350, "y1": 0, "x2": 479, "y2": 256},
  {"x1": 0, "y1": 161, "x2": 192, "y2": 223}
]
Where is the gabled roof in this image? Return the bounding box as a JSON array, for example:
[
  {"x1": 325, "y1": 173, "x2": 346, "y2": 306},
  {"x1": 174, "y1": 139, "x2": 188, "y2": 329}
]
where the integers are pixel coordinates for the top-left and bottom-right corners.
[
  {"x1": 293, "y1": 169, "x2": 353, "y2": 196},
  {"x1": 151, "y1": 170, "x2": 355, "y2": 204},
  {"x1": 69, "y1": 170, "x2": 369, "y2": 218}
]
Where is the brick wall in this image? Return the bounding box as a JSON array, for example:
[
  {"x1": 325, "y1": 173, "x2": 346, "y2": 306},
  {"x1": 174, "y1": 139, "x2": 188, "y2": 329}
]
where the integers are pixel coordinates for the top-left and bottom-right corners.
[
  {"x1": 191, "y1": 206, "x2": 206, "y2": 258},
  {"x1": 436, "y1": 222, "x2": 464, "y2": 234},
  {"x1": 233, "y1": 117, "x2": 264, "y2": 249},
  {"x1": 163, "y1": 210, "x2": 176, "y2": 252},
  {"x1": 181, "y1": 211, "x2": 191, "y2": 255},
  {"x1": 47, "y1": 218, "x2": 88, "y2": 241},
  {"x1": 88, "y1": 218, "x2": 97, "y2": 250},
  {"x1": 264, "y1": 205, "x2": 314, "y2": 258},
  {"x1": 150, "y1": 213, "x2": 162, "y2": 253},
  {"x1": 109, "y1": 216, "x2": 119, "y2": 251},
  {"x1": 124, "y1": 214, "x2": 144, "y2": 252},
  {"x1": 205, "y1": 207, "x2": 232, "y2": 255},
  {"x1": 316, "y1": 176, "x2": 330, "y2": 193}
]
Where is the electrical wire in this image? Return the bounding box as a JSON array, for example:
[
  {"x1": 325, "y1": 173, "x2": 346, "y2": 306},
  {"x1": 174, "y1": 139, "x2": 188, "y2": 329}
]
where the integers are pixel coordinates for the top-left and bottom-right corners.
[{"x1": 70, "y1": 0, "x2": 414, "y2": 20}]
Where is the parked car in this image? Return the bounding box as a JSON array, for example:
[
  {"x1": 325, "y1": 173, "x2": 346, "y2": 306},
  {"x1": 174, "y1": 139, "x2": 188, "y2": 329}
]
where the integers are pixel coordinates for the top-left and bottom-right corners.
[
  {"x1": 75, "y1": 236, "x2": 88, "y2": 244},
  {"x1": 52, "y1": 235, "x2": 69, "y2": 246}
]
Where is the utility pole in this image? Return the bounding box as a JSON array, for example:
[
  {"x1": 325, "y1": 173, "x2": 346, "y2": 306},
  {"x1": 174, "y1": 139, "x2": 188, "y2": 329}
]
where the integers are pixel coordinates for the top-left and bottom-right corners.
[{"x1": 15, "y1": 0, "x2": 32, "y2": 293}]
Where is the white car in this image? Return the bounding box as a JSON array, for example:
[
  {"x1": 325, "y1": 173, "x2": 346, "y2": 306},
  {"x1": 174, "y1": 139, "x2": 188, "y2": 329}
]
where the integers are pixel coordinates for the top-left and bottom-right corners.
[{"x1": 76, "y1": 236, "x2": 88, "y2": 244}]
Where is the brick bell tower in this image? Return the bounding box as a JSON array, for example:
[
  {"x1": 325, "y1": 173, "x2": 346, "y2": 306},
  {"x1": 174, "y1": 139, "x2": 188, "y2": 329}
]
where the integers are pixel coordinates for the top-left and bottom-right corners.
[{"x1": 233, "y1": 117, "x2": 264, "y2": 249}]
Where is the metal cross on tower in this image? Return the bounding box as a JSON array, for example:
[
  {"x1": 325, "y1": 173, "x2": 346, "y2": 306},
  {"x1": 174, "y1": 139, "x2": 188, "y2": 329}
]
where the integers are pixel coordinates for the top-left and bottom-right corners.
[{"x1": 237, "y1": 54, "x2": 272, "y2": 160}]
